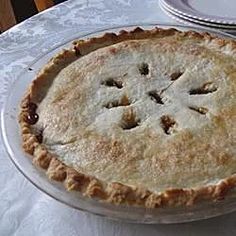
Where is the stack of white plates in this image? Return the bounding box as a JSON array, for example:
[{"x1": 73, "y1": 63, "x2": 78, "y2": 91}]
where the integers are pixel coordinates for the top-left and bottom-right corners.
[{"x1": 160, "y1": 0, "x2": 236, "y2": 33}]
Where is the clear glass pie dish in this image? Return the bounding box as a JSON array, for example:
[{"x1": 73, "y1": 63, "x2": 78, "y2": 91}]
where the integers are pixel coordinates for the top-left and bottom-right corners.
[{"x1": 1, "y1": 23, "x2": 236, "y2": 224}]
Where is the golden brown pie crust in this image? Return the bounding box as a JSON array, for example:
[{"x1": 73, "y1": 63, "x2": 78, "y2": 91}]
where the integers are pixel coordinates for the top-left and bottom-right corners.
[{"x1": 19, "y1": 27, "x2": 236, "y2": 208}]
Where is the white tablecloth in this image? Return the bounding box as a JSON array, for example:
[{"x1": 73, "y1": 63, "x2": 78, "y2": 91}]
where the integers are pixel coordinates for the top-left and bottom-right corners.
[{"x1": 0, "y1": 0, "x2": 236, "y2": 235}]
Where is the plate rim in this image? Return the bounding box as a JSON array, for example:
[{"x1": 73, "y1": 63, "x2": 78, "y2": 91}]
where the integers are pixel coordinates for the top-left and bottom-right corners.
[
  {"x1": 162, "y1": 0, "x2": 236, "y2": 25},
  {"x1": 160, "y1": 0, "x2": 236, "y2": 31}
]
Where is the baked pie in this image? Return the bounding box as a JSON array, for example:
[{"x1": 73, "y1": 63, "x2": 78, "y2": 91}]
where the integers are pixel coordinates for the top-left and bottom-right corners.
[{"x1": 19, "y1": 27, "x2": 236, "y2": 208}]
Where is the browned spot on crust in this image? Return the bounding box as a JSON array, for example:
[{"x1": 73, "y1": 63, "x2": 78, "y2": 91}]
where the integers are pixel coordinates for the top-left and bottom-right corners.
[
  {"x1": 120, "y1": 95, "x2": 130, "y2": 106},
  {"x1": 160, "y1": 115, "x2": 177, "y2": 135},
  {"x1": 216, "y1": 153, "x2": 232, "y2": 166},
  {"x1": 33, "y1": 149, "x2": 52, "y2": 169},
  {"x1": 47, "y1": 157, "x2": 67, "y2": 181},
  {"x1": 65, "y1": 168, "x2": 90, "y2": 191},
  {"x1": 74, "y1": 45, "x2": 82, "y2": 56},
  {"x1": 189, "y1": 82, "x2": 218, "y2": 95},
  {"x1": 148, "y1": 90, "x2": 164, "y2": 104},
  {"x1": 105, "y1": 95, "x2": 131, "y2": 109},
  {"x1": 189, "y1": 106, "x2": 208, "y2": 115},
  {"x1": 109, "y1": 47, "x2": 118, "y2": 54},
  {"x1": 131, "y1": 27, "x2": 144, "y2": 33},
  {"x1": 138, "y1": 62, "x2": 149, "y2": 75},
  {"x1": 170, "y1": 71, "x2": 183, "y2": 81},
  {"x1": 85, "y1": 179, "x2": 107, "y2": 199},
  {"x1": 121, "y1": 108, "x2": 140, "y2": 130},
  {"x1": 102, "y1": 77, "x2": 123, "y2": 89},
  {"x1": 107, "y1": 182, "x2": 133, "y2": 204}
]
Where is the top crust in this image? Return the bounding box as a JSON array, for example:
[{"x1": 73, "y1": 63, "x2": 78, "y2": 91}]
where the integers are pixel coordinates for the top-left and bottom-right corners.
[{"x1": 19, "y1": 27, "x2": 236, "y2": 208}]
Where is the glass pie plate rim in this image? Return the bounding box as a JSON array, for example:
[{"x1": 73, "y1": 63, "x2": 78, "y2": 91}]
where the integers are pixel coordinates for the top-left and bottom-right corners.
[{"x1": 1, "y1": 23, "x2": 236, "y2": 224}]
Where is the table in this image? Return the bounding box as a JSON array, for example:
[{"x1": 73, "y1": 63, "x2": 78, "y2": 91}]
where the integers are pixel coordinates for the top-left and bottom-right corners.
[{"x1": 0, "y1": 0, "x2": 236, "y2": 235}]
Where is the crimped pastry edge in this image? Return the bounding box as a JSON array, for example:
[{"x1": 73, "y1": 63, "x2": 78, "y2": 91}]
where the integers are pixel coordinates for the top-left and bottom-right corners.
[{"x1": 19, "y1": 27, "x2": 236, "y2": 208}]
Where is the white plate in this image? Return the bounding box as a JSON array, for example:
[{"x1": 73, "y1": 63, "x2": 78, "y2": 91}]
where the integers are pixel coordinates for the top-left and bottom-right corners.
[
  {"x1": 160, "y1": 0, "x2": 236, "y2": 30},
  {"x1": 2, "y1": 24, "x2": 236, "y2": 224},
  {"x1": 159, "y1": 3, "x2": 203, "y2": 28},
  {"x1": 162, "y1": 0, "x2": 236, "y2": 25},
  {"x1": 160, "y1": 0, "x2": 236, "y2": 33}
]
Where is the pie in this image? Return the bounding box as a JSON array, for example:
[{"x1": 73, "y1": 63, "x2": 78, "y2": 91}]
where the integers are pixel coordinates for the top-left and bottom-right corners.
[{"x1": 19, "y1": 27, "x2": 236, "y2": 208}]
